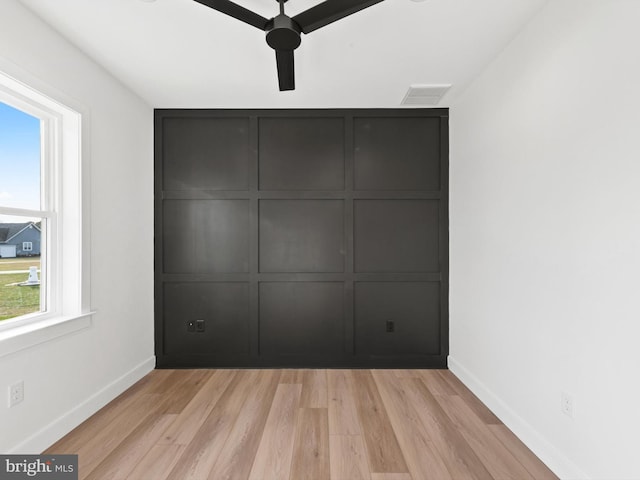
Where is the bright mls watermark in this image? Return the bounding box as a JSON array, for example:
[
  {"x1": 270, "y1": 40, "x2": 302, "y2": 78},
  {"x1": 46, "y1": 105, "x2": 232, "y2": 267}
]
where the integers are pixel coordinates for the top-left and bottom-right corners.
[{"x1": 0, "y1": 455, "x2": 77, "y2": 479}]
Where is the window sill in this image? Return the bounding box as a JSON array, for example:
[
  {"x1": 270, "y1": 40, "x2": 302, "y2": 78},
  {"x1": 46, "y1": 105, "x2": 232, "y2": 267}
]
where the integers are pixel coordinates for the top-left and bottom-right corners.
[{"x1": 0, "y1": 312, "x2": 94, "y2": 359}]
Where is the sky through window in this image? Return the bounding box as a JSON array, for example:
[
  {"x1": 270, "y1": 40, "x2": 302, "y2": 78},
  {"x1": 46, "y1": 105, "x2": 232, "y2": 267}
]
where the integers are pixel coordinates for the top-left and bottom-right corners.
[{"x1": 0, "y1": 101, "x2": 41, "y2": 220}]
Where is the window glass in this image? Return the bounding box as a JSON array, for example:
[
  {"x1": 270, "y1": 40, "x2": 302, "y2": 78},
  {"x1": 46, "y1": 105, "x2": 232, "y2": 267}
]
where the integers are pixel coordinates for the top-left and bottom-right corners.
[
  {"x1": 0, "y1": 102, "x2": 42, "y2": 321},
  {"x1": 0, "y1": 102, "x2": 41, "y2": 212}
]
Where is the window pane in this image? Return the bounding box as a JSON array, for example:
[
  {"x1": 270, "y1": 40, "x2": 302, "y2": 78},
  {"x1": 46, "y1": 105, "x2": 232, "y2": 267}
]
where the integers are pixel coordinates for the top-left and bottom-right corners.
[
  {"x1": 0, "y1": 218, "x2": 42, "y2": 321},
  {"x1": 0, "y1": 102, "x2": 41, "y2": 211},
  {"x1": 0, "y1": 100, "x2": 43, "y2": 322}
]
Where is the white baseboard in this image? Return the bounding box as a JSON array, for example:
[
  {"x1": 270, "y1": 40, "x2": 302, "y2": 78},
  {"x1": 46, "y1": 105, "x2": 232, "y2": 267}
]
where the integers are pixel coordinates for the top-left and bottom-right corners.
[
  {"x1": 448, "y1": 356, "x2": 589, "y2": 480},
  {"x1": 8, "y1": 356, "x2": 156, "y2": 454}
]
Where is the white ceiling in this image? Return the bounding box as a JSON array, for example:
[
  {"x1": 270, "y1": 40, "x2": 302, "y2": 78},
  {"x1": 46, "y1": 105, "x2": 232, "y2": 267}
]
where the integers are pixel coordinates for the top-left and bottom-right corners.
[{"x1": 18, "y1": 0, "x2": 548, "y2": 108}]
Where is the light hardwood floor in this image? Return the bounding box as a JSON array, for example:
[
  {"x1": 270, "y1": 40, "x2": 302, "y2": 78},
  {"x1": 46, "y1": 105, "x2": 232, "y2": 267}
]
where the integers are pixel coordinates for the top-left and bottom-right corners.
[{"x1": 46, "y1": 369, "x2": 558, "y2": 480}]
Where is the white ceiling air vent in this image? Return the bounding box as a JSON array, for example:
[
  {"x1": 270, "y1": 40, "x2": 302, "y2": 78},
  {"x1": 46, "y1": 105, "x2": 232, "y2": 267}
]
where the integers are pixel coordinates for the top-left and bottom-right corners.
[{"x1": 401, "y1": 84, "x2": 452, "y2": 106}]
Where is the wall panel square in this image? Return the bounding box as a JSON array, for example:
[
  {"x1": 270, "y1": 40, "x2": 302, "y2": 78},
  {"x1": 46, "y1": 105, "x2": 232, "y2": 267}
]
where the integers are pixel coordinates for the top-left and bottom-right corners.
[
  {"x1": 163, "y1": 117, "x2": 250, "y2": 190},
  {"x1": 163, "y1": 199, "x2": 250, "y2": 273},
  {"x1": 163, "y1": 282, "x2": 250, "y2": 355},
  {"x1": 354, "y1": 116, "x2": 441, "y2": 191},
  {"x1": 355, "y1": 282, "x2": 440, "y2": 355},
  {"x1": 259, "y1": 117, "x2": 344, "y2": 190},
  {"x1": 259, "y1": 200, "x2": 345, "y2": 273},
  {"x1": 354, "y1": 199, "x2": 439, "y2": 273},
  {"x1": 259, "y1": 282, "x2": 344, "y2": 355}
]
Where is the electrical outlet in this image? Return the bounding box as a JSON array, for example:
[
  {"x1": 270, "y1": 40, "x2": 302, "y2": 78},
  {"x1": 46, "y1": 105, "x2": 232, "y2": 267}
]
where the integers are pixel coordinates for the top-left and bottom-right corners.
[
  {"x1": 386, "y1": 320, "x2": 395, "y2": 333},
  {"x1": 9, "y1": 381, "x2": 24, "y2": 408},
  {"x1": 561, "y1": 391, "x2": 573, "y2": 418}
]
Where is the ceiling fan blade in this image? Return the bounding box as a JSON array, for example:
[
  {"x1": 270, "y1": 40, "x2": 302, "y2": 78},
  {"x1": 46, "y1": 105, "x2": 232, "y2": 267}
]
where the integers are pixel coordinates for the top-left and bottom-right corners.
[
  {"x1": 192, "y1": 0, "x2": 270, "y2": 31},
  {"x1": 276, "y1": 50, "x2": 295, "y2": 91},
  {"x1": 292, "y1": 0, "x2": 385, "y2": 34}
]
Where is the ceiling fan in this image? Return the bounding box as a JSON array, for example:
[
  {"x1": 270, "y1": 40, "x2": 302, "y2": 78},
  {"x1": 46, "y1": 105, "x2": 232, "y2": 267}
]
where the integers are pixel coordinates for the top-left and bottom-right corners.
[{"x1": 192, "y1": 0, "x2": 385, "y2": 91}]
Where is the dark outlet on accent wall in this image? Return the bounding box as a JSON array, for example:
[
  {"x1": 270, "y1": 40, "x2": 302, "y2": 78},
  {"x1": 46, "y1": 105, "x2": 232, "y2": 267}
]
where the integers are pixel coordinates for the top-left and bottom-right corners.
[
  {"x1": 195, "y1": 319, "x2": 206, "y2": 333},
  {"x1": 386, "y1": 320, "x2": 395, "y2": 333},
  {"x1": 187, "y1": 320, "x2": 196, "y2": 333}
]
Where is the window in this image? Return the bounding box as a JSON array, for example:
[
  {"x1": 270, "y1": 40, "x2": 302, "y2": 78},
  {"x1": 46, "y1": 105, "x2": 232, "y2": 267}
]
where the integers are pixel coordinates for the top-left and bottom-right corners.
[{"x1": 0, "y1": 68, "x2": 90, "y2": 354}]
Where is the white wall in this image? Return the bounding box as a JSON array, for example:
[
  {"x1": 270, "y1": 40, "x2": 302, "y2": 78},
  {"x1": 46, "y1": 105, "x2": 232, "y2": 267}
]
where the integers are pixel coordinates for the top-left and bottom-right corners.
[
  {"x1": 0, "y1": 1, "x2": 154, "y2": 453},
  {"x1": 450, "y1": 1, "x2": 640, "y2": 478}
]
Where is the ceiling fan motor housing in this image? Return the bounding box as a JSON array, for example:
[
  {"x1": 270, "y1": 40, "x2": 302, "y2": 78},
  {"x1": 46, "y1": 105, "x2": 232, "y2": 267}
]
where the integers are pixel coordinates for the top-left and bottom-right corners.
[{"x1": 266, "y1": 14, "x2": 302, "y2": 51}]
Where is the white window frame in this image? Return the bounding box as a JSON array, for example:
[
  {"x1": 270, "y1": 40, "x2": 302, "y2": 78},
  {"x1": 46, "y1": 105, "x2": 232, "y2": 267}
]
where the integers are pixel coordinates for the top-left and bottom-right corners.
[
  {"x1": 0, "y1": 67, "x2": 92, "y2": 357},
  {"x1": 22, "y1": 241, "x2": 33, "y2": 252}
]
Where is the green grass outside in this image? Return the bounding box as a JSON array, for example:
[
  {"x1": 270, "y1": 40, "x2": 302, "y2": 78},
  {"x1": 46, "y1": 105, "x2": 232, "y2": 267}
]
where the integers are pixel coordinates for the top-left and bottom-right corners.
[{"x1": 0, "y1": 270, "x2": 41, "y2": 321}]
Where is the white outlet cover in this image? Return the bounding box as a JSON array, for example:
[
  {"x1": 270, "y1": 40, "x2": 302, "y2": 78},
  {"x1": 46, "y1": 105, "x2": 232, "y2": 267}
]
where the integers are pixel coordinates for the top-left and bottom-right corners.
[
  {"x1": 9, "y1": 381, "x2": 24, "y2": 408},
  {"x1": 560, "y1": 391, "x2": 573, "y2": 418}
]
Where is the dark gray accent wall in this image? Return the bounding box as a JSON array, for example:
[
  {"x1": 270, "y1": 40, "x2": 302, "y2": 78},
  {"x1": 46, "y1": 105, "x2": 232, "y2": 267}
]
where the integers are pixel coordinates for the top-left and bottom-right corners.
[{"x1": 155, "y1": 109, "x2": 448, "y2": 368}]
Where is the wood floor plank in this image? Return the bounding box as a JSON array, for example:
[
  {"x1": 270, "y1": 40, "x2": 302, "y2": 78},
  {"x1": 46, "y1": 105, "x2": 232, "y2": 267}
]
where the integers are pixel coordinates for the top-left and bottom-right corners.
[
  {"x1": 248, "y1": 383, "x2": 301, "y2": 480},
  {"x1": 146, "y1": 369, "x2": 183, "y2": 394},
  {"x1": 279, "y1": 369, "x2": 305, "y2": 384},
  {"x1": 391, "y1": 369, "x2": 423, "y2": 379},
  {"x1": 208, "y1": 370, "x2": 281, "y2": 480},
  {"x1": 155, "y1": 369, "x2": 213, "y2": 414},
  {"x1": 166, "y1": 370, "x2": 255, "y2": 480},
  {"x1": 405, "y1": 377, "x2": 493, "y2": 479},
  {"x1": 435, "y1": 394, "x2": 536, "y2": 480},
  {"x1": 84, "y1": 413, "x2": 177, "y2": 480},
  {"x1": 352, "y1": 370, "x2": 408, "y2": 474},
  {"x1": 371, "y1": 370, "x2": 452, "y2": 480},
  {"x1": 300, "y1": 369, "x2": 328, "y2": 408},
  {"x1": 71, "y1": 392, "x2": 162, "y2": 475},
  {"x1": 290, "y1": 408, "x2": 330, "y2": 480},
  {"x1": 329, "y1": 435, "x2": 371, "y2": 480},
  {"x1": 439, "y1": 370, "x2": 502, "y2": 424},
  {"x1": 419, "y1": 369, "x2": 458, "y2": 396},
  {"x1": 127, "y1": 444, "x2": 185, "y2": 480},
  {"x1": 328, "y1": 370, "x2": 361, "y2": 435},
  {"x1": 489, "y1": 424, "x2": 559, "y2": 480},
  {"x1": 159, "y1": 369, "x2": 236, "y2": 445},
  {"x1": 370, "y1": 474, "x2": 412, "y2": 480}
]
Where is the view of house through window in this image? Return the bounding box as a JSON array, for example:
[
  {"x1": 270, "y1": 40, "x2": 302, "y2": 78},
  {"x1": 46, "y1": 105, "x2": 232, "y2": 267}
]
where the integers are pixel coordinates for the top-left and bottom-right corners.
[{"x1": 0, "y1": 101, "x2": 43, "y2": 321}]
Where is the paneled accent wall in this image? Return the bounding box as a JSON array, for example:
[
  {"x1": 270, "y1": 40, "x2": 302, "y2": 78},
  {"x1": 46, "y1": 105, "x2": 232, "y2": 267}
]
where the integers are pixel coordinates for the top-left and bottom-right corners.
[{"x1": 155, "y1": 109, "x2": 448, "y2": 368}]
